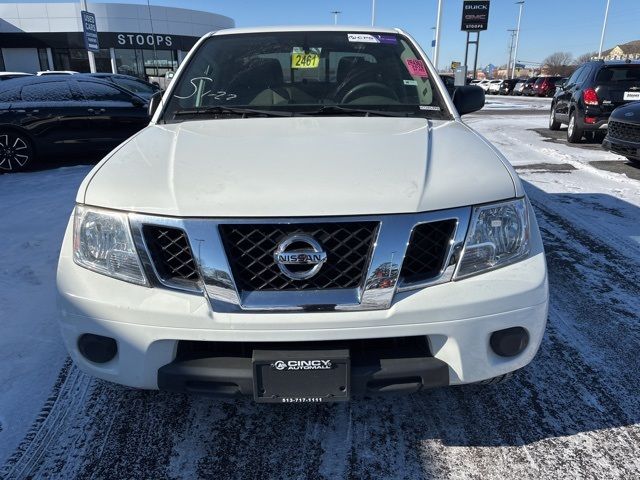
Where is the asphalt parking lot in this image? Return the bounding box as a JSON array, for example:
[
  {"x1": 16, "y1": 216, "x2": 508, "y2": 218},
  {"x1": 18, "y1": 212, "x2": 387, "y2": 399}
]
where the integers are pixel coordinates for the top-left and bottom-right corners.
[{"x1": 1, "y1": 96, "x2": 639, "y2": 479}]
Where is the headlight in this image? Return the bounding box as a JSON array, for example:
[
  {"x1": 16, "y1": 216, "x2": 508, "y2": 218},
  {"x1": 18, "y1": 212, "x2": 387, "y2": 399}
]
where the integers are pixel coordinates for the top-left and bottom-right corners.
[
  {"x1": 73, "y1": 205, "x2": 147, "y2": 285},
  {"x1": 455, "y1": 198, "x2": 531, "y2": 278}
]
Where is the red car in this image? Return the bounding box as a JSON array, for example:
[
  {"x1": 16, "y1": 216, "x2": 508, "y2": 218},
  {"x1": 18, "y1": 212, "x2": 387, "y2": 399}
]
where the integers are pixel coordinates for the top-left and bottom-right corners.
[{"x1": 532, "y1": 76, "x2": 564, "y2": 97}]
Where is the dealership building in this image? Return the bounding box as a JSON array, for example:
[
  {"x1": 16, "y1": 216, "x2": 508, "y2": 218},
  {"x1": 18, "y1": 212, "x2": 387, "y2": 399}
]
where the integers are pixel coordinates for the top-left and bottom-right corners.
[{"x1": 0, "y1": 2, "x2": 234, "y2": 78}]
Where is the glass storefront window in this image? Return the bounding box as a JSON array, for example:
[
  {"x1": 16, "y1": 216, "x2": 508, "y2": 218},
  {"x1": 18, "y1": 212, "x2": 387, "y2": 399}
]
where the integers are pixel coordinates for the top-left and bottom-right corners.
[
  {"x1": 114, "y1": 48, "x2": 177, "y2": 81},
  {"x1": 51, "y1": 48, "x2": 111, "y2": 73},
  {"x1": 37, "y1": 48, "x2": 49, "y2": 70}
]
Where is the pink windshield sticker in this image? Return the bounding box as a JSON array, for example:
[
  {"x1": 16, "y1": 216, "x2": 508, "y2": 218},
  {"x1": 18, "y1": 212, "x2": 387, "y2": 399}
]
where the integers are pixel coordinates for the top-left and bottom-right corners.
[{"x1": 405, "y1": 59, "x2": 428, "y2": 77}]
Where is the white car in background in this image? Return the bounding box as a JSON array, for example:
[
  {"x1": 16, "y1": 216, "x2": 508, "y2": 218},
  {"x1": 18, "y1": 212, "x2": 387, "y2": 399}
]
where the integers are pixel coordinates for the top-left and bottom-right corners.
[
  {"x1": 57, "y1": 26, "x2": 548, "y2": 404},
  {"x1": 488, "y1": 79, "x2": 503, "y2": 94}
]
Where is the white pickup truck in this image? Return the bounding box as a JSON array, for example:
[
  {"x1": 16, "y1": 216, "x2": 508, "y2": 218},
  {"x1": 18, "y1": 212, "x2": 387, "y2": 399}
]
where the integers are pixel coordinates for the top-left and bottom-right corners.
[{"x1": 57, "y1": 26, "x2": 548, "y2": 403}]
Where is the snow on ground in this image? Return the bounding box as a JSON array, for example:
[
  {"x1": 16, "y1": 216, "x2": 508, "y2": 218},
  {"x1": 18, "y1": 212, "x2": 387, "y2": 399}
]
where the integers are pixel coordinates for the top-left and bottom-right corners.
[
  {"x1": 1, "y1": 104, "x2": 640, "y2": 478},
  {"x1": 0, "y1": 166, "x2": 90, "y2": 464},
  {"x1": 483, "y1": 95, "x2": 551, "y2": 111}
]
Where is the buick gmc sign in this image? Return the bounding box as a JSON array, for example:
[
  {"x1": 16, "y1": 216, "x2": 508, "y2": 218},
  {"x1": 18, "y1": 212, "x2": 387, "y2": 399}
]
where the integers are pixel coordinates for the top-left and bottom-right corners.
[{"x1": 461, "y1": 0, "x2": 491, "y2": 31}]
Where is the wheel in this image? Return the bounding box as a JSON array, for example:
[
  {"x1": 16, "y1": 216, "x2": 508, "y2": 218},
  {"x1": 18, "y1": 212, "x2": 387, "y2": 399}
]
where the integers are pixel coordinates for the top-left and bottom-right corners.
[
  {"x1": 0, "y1": 131, "x2": 35, "y2": 173},
  {"x1": 548, "y1": 104, "x2": 561, "y2": 130},
  {"x1": 478, "y1": 372, "x2": 513, "y2": 385},
  {"x1": 567, "y1": 111, "x2": 583, "y2": 143}
]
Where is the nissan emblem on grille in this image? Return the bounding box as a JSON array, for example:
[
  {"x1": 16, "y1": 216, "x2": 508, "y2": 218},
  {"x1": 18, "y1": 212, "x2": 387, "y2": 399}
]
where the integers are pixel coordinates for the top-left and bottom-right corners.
[{"x1": 273, "y1": 234, "x2": 327, "y2": 280}]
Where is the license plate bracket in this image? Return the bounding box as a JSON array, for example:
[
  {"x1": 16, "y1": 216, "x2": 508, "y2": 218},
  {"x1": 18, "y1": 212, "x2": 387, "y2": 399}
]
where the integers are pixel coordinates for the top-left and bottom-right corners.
[{"x1": 252, "y1": 349, "x2": 350, "y2": 403}]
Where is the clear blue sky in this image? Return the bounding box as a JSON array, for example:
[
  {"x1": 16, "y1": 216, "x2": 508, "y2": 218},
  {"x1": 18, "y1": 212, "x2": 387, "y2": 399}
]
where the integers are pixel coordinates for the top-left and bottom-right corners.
[{"x1": 7, "y1": 0, "x2": 640, "y2": 69}]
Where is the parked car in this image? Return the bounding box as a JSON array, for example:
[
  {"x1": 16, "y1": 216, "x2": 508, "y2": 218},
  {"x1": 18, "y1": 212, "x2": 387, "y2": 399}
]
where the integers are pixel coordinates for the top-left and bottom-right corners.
[
  {"x1": 56, "y1": 26, "x2": 547, "y2": 402},
  {"x1": 0, "y1": 76, "x2": 149, "y2": 172},
  {"x1": 532, "y1": 76, "x2": 563, "y2": 97},
  {"x1": 549, "y1": 60, "x2": 640, "y2": 143},
  {"x1": 36, "y1": 70, "x2": 78, "y2": 76},
  {"x1": 602, "y1": 101, "x2": 640, "y2": 164},
  {"x1": 78, "y1": 73, "x2": 161, "y2": 99},
  {"x1": 521, "y1": 77, "x2": 539, "y2": 96},
  {"x1": 0, "y1": 72, "x2": 33, "y2": 81},
  {"x1": 477, "y1": 79, "x2": 491, "y2": 92},
  {"x1": 499, "y1": 78, "x2": 520, "y2": 95},
  {"x1": 513, "y1": 80, "x2": 526, "y2": 95},
  {"x1": 487, "y1": 79, "x2": 503, "y2": 94}
]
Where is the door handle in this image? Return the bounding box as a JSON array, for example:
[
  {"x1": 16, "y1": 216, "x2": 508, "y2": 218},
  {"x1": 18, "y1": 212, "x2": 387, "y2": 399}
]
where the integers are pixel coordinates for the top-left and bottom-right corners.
[{"x1": 87, "y1": 108, "x2": 95, "y2": 113}]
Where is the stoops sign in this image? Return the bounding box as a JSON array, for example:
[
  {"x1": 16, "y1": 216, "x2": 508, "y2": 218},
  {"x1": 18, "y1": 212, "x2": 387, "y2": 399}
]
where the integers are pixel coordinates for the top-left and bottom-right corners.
[
  {"x1": 81, "y1": 10, "x2": 100, "y2": 52},
  {"x1": 461, "y1": 0, "x2": 490, "y2": 31}
]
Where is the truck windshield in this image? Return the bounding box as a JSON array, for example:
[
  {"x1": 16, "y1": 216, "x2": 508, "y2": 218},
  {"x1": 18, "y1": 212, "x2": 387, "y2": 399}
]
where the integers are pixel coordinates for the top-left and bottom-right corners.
[{"x1": 163, "y1": 31, "x2": 449, "y2": 121}]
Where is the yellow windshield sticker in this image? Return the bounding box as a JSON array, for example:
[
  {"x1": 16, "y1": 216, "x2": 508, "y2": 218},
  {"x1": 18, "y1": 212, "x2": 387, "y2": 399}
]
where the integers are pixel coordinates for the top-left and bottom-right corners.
[{"x1": 291, "y1": 53, "x2": 320, "y2": 69}]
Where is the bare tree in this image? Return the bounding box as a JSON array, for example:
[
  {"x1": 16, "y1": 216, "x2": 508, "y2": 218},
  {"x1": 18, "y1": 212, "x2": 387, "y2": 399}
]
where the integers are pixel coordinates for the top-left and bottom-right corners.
[
  {"x1": 542, "y1": 52, "x2": 575, "y2": 76},
  {"x1": 574, "y1": 51, "x2": 598, "y2": 65}
]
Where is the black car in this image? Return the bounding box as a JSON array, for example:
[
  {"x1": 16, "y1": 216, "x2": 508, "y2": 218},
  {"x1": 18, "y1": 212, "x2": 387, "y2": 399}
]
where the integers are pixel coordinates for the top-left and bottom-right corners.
[
  {"x1": 602, "y1": 101, "x2": 640, "y2": 164},
  {"x1": 521, "y1": 76, "x2": 539, "y2": 96},
  {"x1": 498, "y1": 78, "x2": 520, "y2": 95},
  {"x1": 78, "y1": 73, "x2": 161, "y2": 99},
  {"x1": 549, "y1": 60, "x2": 640, "y2": 143},
  {"x1": 0, "y1": 76, "x2": 149, "y2": 172}
]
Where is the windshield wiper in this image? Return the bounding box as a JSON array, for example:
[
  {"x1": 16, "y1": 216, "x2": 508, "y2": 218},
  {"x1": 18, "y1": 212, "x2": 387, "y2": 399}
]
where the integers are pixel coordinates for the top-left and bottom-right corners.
[
  {"x1": 173, "y1": 106, "x2": 294, "y2": 118},
  {"x1": 297, "y1": 105, "x2": 412, "y2": 117}
]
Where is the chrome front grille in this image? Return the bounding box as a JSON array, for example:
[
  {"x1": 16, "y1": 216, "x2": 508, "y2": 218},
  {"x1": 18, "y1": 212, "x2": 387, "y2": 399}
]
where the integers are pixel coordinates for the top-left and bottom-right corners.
[
  {"x1": 218, "y1": 222, "x2": 378, "y2": 292},
  {"x1": 608, "y1": 120, "x2": 640, "y2": 142},
  {"x1": 129, "y1": 207, "x2": 471, "y2": 312}
]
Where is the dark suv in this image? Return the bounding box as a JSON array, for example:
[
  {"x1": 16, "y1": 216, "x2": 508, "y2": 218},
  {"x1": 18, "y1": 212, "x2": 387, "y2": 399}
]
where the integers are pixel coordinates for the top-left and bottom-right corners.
[
  {"x1": 549, "y1": 60, "x2": 640, "y2": 143},
  {"x1": 521, "y1": 77, "x2": 539, "y2": 96}
]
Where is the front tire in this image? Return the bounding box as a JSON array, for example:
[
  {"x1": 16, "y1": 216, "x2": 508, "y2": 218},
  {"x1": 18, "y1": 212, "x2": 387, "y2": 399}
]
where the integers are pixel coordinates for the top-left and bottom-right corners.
[
  {"x1": 567, "y1": 112, "x2": 583, "y2": 143},
  {"x1": 549, "y1": 105, "x2": 561, "y2": 130},
  {"x1": 0, "y1": 131, "x2": 35, "y2": 173}
]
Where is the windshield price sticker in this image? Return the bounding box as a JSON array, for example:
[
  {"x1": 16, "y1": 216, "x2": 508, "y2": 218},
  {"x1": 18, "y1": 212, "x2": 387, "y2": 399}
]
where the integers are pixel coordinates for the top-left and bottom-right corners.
[
  {"x1": 291, "y1": 52, "x2": 320, "y2": 69},
  {"x1": 406, "y1": 59, "x2": 428, "y2": 77}
]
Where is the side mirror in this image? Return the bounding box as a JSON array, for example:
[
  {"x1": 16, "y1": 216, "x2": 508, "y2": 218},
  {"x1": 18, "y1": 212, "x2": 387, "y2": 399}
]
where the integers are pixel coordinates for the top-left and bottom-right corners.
[
  {"x1": 148, "y1": 91, "x2": 163, "y2": 117},
  {"x1": 452, "y1": 85, "x2": 485, "y2": 115},
  {"x1": 130, "y1": 95, "x2": 146, "y2": 108}
]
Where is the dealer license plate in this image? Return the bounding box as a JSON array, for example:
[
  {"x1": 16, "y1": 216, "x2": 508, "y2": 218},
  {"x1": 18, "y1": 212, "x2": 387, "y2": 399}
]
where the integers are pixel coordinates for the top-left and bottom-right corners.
[
  {"x1": 623, "y1": 91, "x2": 640, "y2": 101},
  {"x1": 253, "y1": 349, "x2": 350, "y2": 403}
]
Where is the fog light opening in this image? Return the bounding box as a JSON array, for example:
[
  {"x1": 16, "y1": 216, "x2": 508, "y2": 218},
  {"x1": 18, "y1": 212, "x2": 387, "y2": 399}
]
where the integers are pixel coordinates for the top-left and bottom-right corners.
[
  {"x1": 490, "y1": 327, "x2": 529, "y2": 357},
  {"x1": 78, "y1": 333, "x2": 118, "y2": 364}
]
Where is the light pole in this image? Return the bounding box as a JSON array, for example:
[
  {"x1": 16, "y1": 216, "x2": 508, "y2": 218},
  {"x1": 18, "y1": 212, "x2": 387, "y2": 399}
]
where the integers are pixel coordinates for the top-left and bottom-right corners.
[
  {"x1": 371, "y1": 0, "x2": 376, "y2": 26},
  {"x1": 431, "y1": 27, "x2": 436, "y2": 61},
  {"x1": 433, "y1": 0, "x2": 443, "y2": 72},
  {"x1": 511, "y1": 1, "x2": 524, "y2": 79},
  {"x1": 507, "y1": 29, "x2": 516, "y2": 79},
  {"x1": 598, "y1": 0, "x2": 611, "y2": 59},
  {"x1": 331, "y1": 10, "x2": 341, "y2": 25}
]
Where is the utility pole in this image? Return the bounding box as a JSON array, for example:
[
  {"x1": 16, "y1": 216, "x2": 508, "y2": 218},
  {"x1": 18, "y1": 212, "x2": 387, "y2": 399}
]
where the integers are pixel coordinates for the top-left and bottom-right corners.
[
  {"x1": 598, "y1": 0, "x2": 611, "y2": 59},
  {"x1": 433, "y1": 0, "x2": 443, "y2": 72},
  {"x1": 80, "y1": 0, "x2": 96, "y2": 72},
  {"x1": 371, "y1": 0, "x2": 376, "y2": 26},
  {"x1": 331, "y1": 10, "x2": 341, "y2": 25},
  {"x1": 507, "y1": 29, "x2": 516, "y2": 79},
  {"x1": 511, "y1": 1, "x2": 524, "y2": 79}
]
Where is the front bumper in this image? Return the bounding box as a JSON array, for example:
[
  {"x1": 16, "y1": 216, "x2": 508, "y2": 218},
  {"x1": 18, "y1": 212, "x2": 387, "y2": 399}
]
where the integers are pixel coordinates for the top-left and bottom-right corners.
[
  {"x1": 602, "y1": 136, "x2": 640, "y2": 160},
  {"x1": 57, "y1": 212, "x2": 549, "y2": 392}
]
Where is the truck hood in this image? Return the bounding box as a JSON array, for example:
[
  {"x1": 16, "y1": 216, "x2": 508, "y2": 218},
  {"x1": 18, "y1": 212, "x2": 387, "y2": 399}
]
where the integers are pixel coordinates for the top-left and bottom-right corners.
[{"x1": 81, "y1": 117, "x2": 518, "y2": 217}]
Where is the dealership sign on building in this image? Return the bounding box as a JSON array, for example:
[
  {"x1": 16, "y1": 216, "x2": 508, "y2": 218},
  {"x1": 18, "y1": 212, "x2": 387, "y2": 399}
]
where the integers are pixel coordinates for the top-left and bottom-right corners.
[
  {"x1": 461, "y1": 0, "x2": 490, "y2": 31},
  {"x1": 81, "y1": 10, "x2": 100, "y2": 52}
]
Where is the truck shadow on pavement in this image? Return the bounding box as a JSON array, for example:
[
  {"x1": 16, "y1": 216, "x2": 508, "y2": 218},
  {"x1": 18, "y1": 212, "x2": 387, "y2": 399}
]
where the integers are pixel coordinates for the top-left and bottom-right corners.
[{"x1": 4, "y1": 184, "x2": 640, "y2": 480}]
